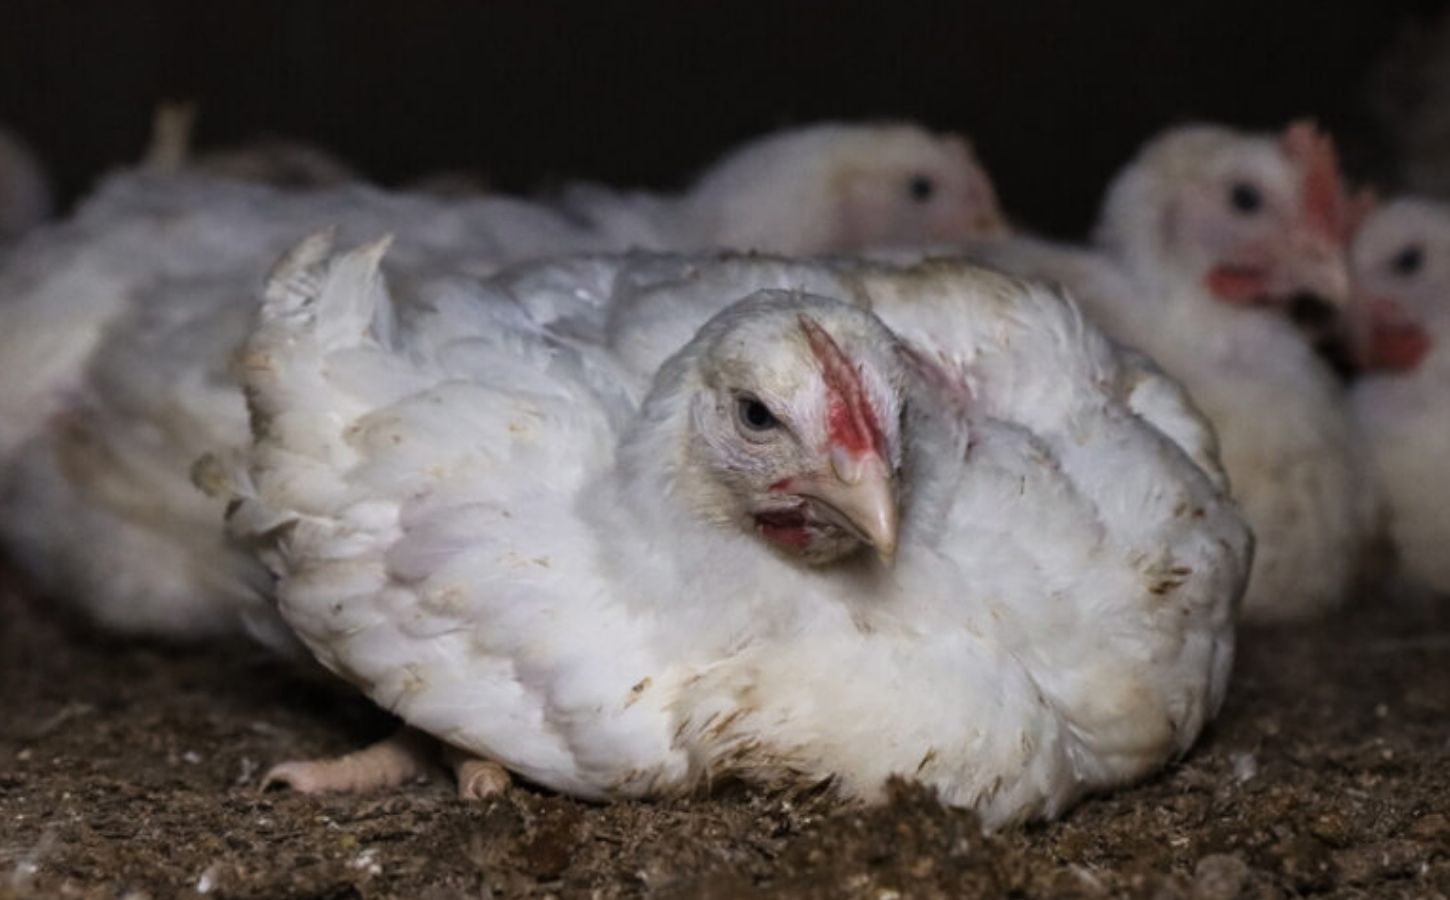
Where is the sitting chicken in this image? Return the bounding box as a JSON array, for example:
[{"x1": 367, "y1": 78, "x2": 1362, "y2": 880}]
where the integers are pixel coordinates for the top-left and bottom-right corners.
[
  {"x1": 229, "y1": 236, "x2": 1249, "y2": 826},
  {"x1": 0, "y1": 121, "x2": 1003, "y2": 645},
  {"x1": 0, "y1": 175, "x2": 580, "y2": 646},
  {"x1": 959, "y1": 121, "x2": 1371, "y2": 622},
  {"x1": 561, "y1": 122, "x2": 1006, "y2": 254},
  {"x1": 1346, "y1": 197, "x2": 1449, "y2": 594},
  {"x1": 0, "y1": 125, "x2": 51, "y2": 245}
]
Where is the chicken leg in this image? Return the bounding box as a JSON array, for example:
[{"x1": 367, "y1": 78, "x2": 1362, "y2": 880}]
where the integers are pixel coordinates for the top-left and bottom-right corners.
[
  {"x1": 263, "y1": 727, "x2": 435, "y2": 794},
  {"x1": 440, "y1": 743, "x2": 512, "y2": 800},
  {"x1": 263, "y1": 727, "x2": 511, "y2": 799}
]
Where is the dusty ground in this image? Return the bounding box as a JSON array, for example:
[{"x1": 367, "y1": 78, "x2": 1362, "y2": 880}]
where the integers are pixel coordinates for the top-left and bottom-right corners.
[{"x1": 0, "y1": 578, "x2": 1447, "y2": 900}]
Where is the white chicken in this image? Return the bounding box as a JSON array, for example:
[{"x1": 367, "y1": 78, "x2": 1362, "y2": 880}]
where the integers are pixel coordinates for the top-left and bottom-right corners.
[
  {"x1": 0, "y1": 175, "x2": 596, "y2": 647},
  {"x1": 962, "y1": 121, "x2": 1371, "y2": 622},
  {"x1": 228, "y1": 236, "x2": 1250, "y2": 826},
  {"x1": 1345, "y1": 197, "x2": 1450, "y2": 594},
  {"x1": 0, "y1": 125, "x2": 52, "y2": 244},
  {"x1": 0, "y1": 121, "x2": 1003, "y2": 644},
  {"x1": 561, "y1": 122, "x2": 1006, "y2": 254}
]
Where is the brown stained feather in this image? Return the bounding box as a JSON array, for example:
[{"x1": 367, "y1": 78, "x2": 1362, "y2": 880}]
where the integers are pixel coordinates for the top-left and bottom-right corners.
[{"x1": 622, "y1": 676, "x2": 652, "y2": 709}]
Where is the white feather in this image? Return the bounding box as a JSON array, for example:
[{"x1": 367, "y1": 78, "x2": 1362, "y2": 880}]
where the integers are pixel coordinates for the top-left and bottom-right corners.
[
  {"x1": 0, "y1": 121, "x2": 1003, "y2": 640},
  {"x1": 951, "y1": 125, "x2": 1371, "y2": 622},
  {"x1": 229, "y1": 243, "x2": 1248, "y2": 826},
  {"x1": 1348, "y1": 197, "x2": 1450, "y2": 593}
]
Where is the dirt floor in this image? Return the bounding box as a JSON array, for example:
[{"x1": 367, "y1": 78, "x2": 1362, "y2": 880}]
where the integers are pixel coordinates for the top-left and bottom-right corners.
[{"x1": 0, "y1": 577, "x2": 1447, "y2": 900}]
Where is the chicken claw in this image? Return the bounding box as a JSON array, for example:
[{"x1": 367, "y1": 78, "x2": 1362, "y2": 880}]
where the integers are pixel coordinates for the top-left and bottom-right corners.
[{"x1": 263, "y1": 728, "x2": 434, "y2": 794}]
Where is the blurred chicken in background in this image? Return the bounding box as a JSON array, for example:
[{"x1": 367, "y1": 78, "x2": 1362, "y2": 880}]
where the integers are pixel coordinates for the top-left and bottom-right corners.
[
  {"x1": 1346, "y1": 197, "x2": 1450, "y2": 596},
  {"x1": 957, "y1": 121, "x2": 1373, "y2": 622}
]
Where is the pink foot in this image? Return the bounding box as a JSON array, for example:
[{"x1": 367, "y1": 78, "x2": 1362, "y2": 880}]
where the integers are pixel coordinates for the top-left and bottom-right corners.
[
  {"x1": 441, "y1": 744, "x2": 511, "y2": 800},
  {"x1": 263, "y1": 728, "x2": 435, "y2": 794}
]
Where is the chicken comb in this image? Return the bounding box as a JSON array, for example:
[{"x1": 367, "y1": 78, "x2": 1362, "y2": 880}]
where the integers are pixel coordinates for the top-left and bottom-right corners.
[
  {"x1": 798, "y1": 313, "x2": 886, "y2": 459},
  {"x1": 1279, "y1": 120, "x2": 1350, "y2": 244}
]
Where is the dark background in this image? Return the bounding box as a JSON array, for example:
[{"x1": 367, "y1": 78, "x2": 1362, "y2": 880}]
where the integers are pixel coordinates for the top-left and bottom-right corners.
[{"x1": 1, "y1": 0, "x2": 1445, "y2": 237}]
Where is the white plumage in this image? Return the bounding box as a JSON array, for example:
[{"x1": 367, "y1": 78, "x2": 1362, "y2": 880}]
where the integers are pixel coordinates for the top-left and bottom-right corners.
[
  {"x1": 962, "y1": 122, "x2": 1373, "y2": 622},
  {"x1": 562, "y1": 122, "x2": 1005, "y2": 255},
  {"x1": 226, "y1": 237, "x2": 1249, "y2": 826},
  {"x1": 1346, "y1": 197, "x2": 1450, "y2": 594},
  {"x1": 0, "y1": 175, "x2": 590, "y2": 647},
  {"x1": 0, "y1": 121, "x2": 1005, "y2": 643}
]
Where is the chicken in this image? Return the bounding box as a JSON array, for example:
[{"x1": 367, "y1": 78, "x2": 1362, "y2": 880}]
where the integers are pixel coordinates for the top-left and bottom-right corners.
[
  {"x1": 560, "y1": 121, "x2": 1006, "y2": 254},
  {"x1": 1345, "y1": 197, "x2": 1450, "y2": 594},
  {"x1": 226, "y1": 236, "x2": 1249, "y2": 826},
  {"x1": 0, "y1": 175, "x2": 598, "y2": 648},
  {"x1": 960, "y1": 121, "x2": 1371, "y2": 622},
  {"x1": 0, "y1": 125, "x2": 52, "y2": 244},
  {"x1": 0, "y1": 120, "x2": 1003, "y2": 644}
]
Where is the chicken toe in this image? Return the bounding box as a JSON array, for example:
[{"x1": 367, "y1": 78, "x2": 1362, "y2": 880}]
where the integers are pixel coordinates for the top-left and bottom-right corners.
[
  {"x1": 263, "y1": 728, "x2": 435, "y2": 794},
  {"x1": 441, "y1": 744, "x2": 511, "y2": 799}
]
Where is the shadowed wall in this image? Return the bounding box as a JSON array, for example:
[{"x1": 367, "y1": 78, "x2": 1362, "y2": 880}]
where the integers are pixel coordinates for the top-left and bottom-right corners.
[{"x1": 0, "y1": 0, "x2": 1443, "y2": 236}]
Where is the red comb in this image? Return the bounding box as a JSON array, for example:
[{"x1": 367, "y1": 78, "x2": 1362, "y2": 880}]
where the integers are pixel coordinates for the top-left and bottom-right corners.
[
  {"x1": 1280, "y1": 120, "x2": 1350, "y2": 244},
  {"x1": 798, "y1": 314, "x2": 886, "y2": 459}
]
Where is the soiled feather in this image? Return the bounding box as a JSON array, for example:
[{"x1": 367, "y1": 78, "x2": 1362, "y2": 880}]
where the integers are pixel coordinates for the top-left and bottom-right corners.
[{"x1": 228, "y1": 239, "x2": 1248, "y2": 826}]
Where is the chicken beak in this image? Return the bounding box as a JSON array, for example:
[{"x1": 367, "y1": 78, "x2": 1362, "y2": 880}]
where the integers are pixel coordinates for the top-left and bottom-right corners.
[
  {"x1": 939, "y1": 191, "x2": 1009, "y2": 242},
  {"x1": 970, "y1": 207, "x2": 1011, "y2": 240},
  {"x1": 800, "y1": 448, "x2": 899, "y2": 564},
  {"x1": 1347, "y1": 293, "x2": 1433, "y2": 372},
  {"x1": 1277, "y1": 229, "x2": 1352, "y2": 309}
]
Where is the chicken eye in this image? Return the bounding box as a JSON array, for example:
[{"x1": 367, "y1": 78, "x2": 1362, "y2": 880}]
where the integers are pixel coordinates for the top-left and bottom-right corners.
[
  {"x1": 737, "y1": 396, "x2": 780, "y2": 433},
  {"x1": 1229, "y1": 182, "x2": 1263, "y2": 215},
  {"x1": 907, "y1": 175, "x2": 935, "y2": 203},
  {"x1": 1392, "y1": 244, "x2": 1424, "y2": 277}
]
